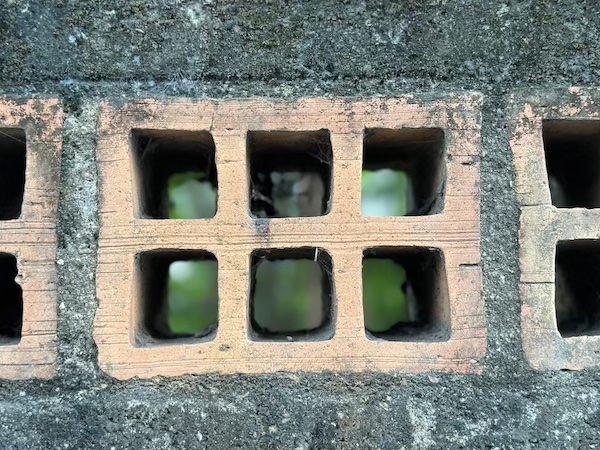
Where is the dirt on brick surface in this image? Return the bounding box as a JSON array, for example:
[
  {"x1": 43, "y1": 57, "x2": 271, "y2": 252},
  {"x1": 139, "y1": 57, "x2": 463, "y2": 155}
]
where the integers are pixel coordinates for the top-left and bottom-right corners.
[{"x1": 1, "y1": 1, "x2": 600, "y2": 449}]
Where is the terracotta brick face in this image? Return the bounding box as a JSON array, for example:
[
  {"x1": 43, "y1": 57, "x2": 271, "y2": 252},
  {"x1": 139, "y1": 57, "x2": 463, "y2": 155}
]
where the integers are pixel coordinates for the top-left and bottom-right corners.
[
  {"x1": 510, "y1": 88, "x2": 600, "y2": 370},
  {"x1": 0, "y1": 98, "x2": 62, "y2": 379},
  {"x1": 94, "y1": 96, "x2": 485, "y2": 379}
]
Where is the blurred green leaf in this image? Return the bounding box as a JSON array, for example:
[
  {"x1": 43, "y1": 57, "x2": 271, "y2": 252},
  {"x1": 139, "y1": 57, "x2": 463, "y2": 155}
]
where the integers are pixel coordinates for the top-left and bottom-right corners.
[
  {"x1": 362, "y1": 259, "x2": 409, "y2": 332},
  {"x1": 361, "y1": 169, "x2": 409, "y2": 217},
  {"x1": 168, "y1": 171, "x2": 217, "y2": 219},
  {"x1": 253, "y1": 259, "x2": 323, "y2": 332},
  {"x1": 167, "y1": 260, "x2": 218, "y2": 335}
]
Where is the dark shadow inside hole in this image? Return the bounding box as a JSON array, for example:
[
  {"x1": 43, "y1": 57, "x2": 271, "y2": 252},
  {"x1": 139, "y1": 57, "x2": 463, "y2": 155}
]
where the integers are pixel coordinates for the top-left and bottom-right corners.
[
  {"x1": 137, "y1": 250, "x2": 218, "y2": 346},
  {"x1": 130, "y1": 129, "x2": 217, "y2": 219},
  {"x1": 247, "y1": 130, "x2": 332, "y2": 218},
  {"x1": 0, "y1": 253, "x2": 23, "y2": 345},
  {"x1": 0, "y1": 129, "x2": 26, "y2": 220},
  {"x1": 249, "y1": 247, "x2": 334, "y2": 341},
  {"x1": 362, "y1": 247, "x2": 450, "y2": 342},
  {"x1": 543, "y1": 120, "x2": 600, "y2": 208},
  {"x1": 362, "y1": 128, "x2": 445, "y2": 216},
  {"x1": 555, "y1": 241, "x2": 600, "y2": 337}
]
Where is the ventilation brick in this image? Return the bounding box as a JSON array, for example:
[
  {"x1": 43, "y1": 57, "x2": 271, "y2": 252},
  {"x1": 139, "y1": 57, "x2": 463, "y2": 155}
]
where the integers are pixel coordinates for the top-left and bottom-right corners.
[
  {"x1": 0, "y1": 98, "x2": 62, "y2": 379},
  {"x1": 511, "y1": 88, "x2": 600, "y2": 370},
  {"x1": 94, "y1": 96, "x2": 485, "y2": 379}
]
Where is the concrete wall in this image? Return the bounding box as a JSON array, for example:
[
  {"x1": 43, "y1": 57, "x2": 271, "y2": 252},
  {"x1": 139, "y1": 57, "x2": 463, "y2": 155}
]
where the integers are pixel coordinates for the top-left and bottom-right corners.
[{"x1": 1, "y1": 1, "x2": 600, "y2": 448}]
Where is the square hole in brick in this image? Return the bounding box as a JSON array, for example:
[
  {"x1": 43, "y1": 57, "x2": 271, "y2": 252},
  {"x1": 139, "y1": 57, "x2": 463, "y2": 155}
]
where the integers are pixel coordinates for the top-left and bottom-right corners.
[
  {"x1": 543, "y1": 120, "x2": 600, "y2": 208},
  {"x1": 248, "y1": 130, "x2": 332, "y2": 218},
  {"x1": 131, "y1": 130, "x2": 217, "y2": 219},
  {"x1": 249, "y1": 247, "x2": 334, "y2": 341},
  {"x1": 0, "y1": 253, "x2": 22, "y2": 345},
  {"x1": 362, "y1": 128, "x2": 445, "y2": 216},
  {"x1": 362, "y1": 247, "x2": 450, "y2": 341},
  {"x1": 135, "y1": 250, "x2": 218, "y2": 346},
  {"x1": 0, "y1": 128, "x2": 26, "y2": 220},
  {"x1": 555, "y1": 241, "x2": 600, "y2": 337}
]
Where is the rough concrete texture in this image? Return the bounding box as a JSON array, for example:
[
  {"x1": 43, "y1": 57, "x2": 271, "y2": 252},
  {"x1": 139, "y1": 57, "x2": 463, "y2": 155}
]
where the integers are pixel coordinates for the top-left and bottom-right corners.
[{"x1": 0, "y1": 0, "x2": 599, "y2": 449}]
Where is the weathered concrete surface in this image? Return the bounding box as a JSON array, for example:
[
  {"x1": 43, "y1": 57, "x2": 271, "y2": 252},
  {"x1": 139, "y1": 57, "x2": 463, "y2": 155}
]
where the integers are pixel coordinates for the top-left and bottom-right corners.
[{"x1": 1, "y1": 0, "x2": 600, "y2": 448}]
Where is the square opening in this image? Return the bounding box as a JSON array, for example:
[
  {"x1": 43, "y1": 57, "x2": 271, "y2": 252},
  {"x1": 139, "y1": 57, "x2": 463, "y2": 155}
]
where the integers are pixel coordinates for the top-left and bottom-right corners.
[
  {"x1": 555, "y1": 240, "x2": 600, "y2": 337},
  {"x1": 135, "y1": 250, "x2": 218, "y2": 346},
  {"x1": 543, "y1": 120, "x2": 600, "y2": 208},
  {"x1": 0, "y1": 128, "x2": 26, "y2": 220},
  {"x1": 362, "y1": 247, "x2": 450, "y2": 342},
  {"x1": 130, "y1": 129, "x2": 218, "y2": 219},
  {"x1": 0, "y1": 253, "x2": 22, "y2": 345},
  {"x1": 362, "y1": 128, "x2": 445, "y2": 216},
  {"x1": 249, "y1": 247, "x2": 334, "y2": 341},
  {"x1": 247, "y1": 130, "x2": 332, "y2": 218}
]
